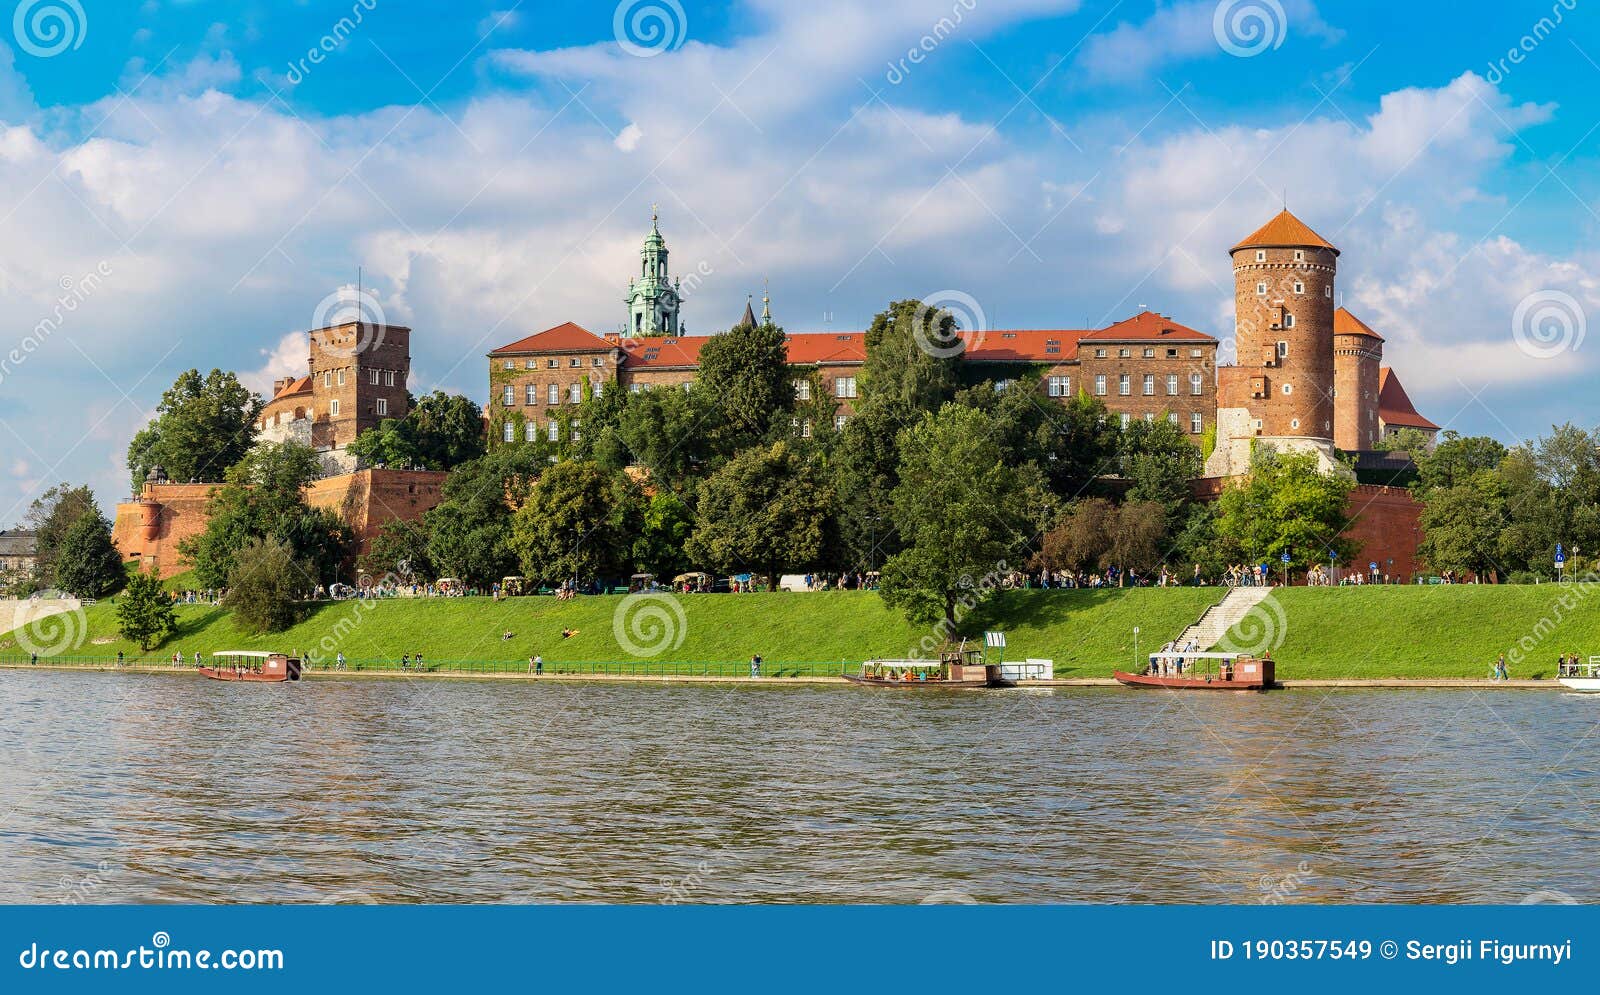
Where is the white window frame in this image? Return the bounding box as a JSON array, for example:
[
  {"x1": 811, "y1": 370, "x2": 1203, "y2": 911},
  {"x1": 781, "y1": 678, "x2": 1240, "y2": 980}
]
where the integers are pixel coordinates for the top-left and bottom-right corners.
[
  {"x1": 1048, "y1": 375, "x2": 1070, "y2": 397},
  {"x1": 547, "y1": 421, "x2": 559, "y2": 442},
  {"x1": 1094, "y1": 374, "x2": 1106, "y2": 396},
  {"x1": 525, "y1": 421, "x2": 537, "y2": 442},
  {"x1": 1190, "y1": 372, "x2": 1203, "y2": 396},
  {"x1": 375, "y1": 398, "x2": 388, "y2": 416},
  {"x1": 1191, "y1": 412, "x2": 1203, "y2": 434},
  {"x1": 525, "y1": 385, "x2": 537, "y2": 405},
  {"x1": 1166, "y1": 374, "x2": 1178, "y2": 396},
  {"x1": 1255, "y1": 250, "x2": 1266, "y2": 262},
  {"x1": 1119, "y1": 374, "x2": 1131, "y2": 396},
  {"x1": 503, "y1": 385, "x2": 515, "y2": 406},
  {"x1": 794, "y1": 379, "x2": 811, "y2": 401},
  {"x1": 568, "y1": 383, "x2": 582, "y2": 404},
  {"x1": 331, "y1": 399, "x2": 341, "y2": 416},
  {"x1": 1142, "y1": 374, "x2": 1155, "y2": 396},
  {"x1": 548, "y1": 384, "x2": 560, "y2": 405},
  {"x1": 369, "y1": 369, "x2": 380, "y2": 385},
  {"x1": 835, "y1": 376, "x2": 857, "y2": 399},
  {"x1": 503, "y1": 422, "x2": 515, "y2": 443}
]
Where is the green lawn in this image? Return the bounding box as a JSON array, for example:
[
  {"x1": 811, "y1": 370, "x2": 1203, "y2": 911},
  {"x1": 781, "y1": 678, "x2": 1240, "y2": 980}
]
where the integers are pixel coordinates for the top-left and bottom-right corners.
[
  {"x1": 0, "y1": 588, "x2": 1220, "y2": 677},
  {"x1": 1216, "y1": 585, "x2": 1600, "y2": 679}
]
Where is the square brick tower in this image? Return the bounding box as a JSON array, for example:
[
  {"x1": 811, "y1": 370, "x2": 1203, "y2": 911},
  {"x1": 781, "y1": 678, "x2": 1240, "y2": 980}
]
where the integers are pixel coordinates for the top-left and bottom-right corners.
[{"x1": 307, "y1": 321, "x2": 412, "y2": 456}]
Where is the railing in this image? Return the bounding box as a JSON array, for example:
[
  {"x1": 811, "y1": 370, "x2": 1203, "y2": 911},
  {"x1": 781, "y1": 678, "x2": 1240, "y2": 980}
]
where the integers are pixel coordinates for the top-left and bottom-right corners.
[{"x1": 0, "y1": 655, "x2": 853, "y2": 679}]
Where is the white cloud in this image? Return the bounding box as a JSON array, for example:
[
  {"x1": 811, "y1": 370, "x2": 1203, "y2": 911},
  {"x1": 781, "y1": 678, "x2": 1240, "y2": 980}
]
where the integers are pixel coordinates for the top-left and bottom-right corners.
[
  {"x1": 614, "y1": 122, "x2": 643, "y2": 152},
  {"x1": 1076, "y1": 0, "x2": 1342, "y2": 82}
]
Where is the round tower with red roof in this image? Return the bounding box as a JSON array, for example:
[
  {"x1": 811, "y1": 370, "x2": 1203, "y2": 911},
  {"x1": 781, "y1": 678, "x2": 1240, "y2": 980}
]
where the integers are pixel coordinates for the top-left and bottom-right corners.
[{"x1": 1332, "y1": 307, "x2": 1384, "y2": 452}]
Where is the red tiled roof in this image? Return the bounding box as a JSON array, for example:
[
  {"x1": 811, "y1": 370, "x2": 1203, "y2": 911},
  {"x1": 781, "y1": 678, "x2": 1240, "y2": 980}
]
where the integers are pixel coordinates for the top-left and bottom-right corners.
[
  {"x1": 1334, "y1": 307, "x2": 1384, "y2": 341},
  {"x1": 490, "y1": 321, "x2": 612, "y2": 356},
  {"x1": 1378, "y1": 367, "x2": 1439, "y2": 431},
  {"x1": 1232, "y1": 209, "x2": 1339, "y2": 255},
  {"x1": 1079, "y1": 311, "x2": 1214, "y2": 342},
  {"x1": 271, "y1": 376, "x2": 312, "y2": 401}
]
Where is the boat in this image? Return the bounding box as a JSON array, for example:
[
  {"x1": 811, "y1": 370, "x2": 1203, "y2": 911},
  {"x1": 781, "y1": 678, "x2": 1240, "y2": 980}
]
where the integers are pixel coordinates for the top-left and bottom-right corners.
[
  {"x1": 199, "y1": 650, "x2": 302, "y2": 683},
  {"x1": 845, "y1": 643, "x2": 1015, "y2": 689},
  {"x1": 1114, "y1": 651, "x2": 1275, "y2": 692},
  {"x1": 1559, "y1": 659, "x2": 1600, "y2": 692}
]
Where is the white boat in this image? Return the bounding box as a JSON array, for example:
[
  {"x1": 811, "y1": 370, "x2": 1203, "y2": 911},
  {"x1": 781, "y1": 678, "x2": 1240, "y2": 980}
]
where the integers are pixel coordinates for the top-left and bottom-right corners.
[{"x1": 1558, "y1": 659, "x2": 1600, "y2": 693}]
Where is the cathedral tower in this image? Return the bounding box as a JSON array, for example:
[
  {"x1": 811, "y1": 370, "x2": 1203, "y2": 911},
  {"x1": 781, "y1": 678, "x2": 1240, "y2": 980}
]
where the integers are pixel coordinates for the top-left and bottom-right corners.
[{"x1": 625, "y1": 210, "x2": 682, "y2": 337}]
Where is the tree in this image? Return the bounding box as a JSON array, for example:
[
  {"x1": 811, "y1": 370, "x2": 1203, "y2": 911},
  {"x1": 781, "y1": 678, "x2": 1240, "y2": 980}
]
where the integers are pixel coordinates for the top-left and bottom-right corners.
[
  {"x1": 615, "y1": 385, "x2": 716, "y2": 492},
  {"x1": 1119, "y1": 417, "x2": 1202, "y2": 526},
  {"x1": 1417, "y1": 481, "x2": 1509, "y2": 579},
  {"x1": 687, "y1": 442, "x2": 833, "y2": 590},
  {"x1": 180, "y1": 442, "x2": 352, "y2": 589},
  {"x1": 127, "y1": 369, "x2": 263, "y2": 491},
  {"x1": 53, "y1": 512, "x2": 125, "y2": 598},
  {"x1": 116, "y1": 569, "x2": 177, "y2": 650},
  {"x1": 508, "y1": 461, "x2": 639, "y2": 586},
  {"x1": 879, "y1": 405, "x2": 1044, "y2": 629},
  {"x1": 1214, "y1": 448, "x2": 1356, "y2": 572},
  {"x1": 1375, "y1": 427, "x2": 1434, "y2": 455},
  {"x1": 224, "y1": 535, "x2": 310, "y2": 634},
  {"x1": 958, "y1": 380, "x2": 1119, "y2": 501},
  {"x1": 23, "y1": 483, "x2": 99, "y2": 586},
  {"x1": 695, "y1": 316, "x2": 792, "y2": 456},
  {"x1": 360, "y1": 519, "x2": 434, "y2": 583},
  {"x1": 632, "y1": 491, "x2": 695, "y2": 578},
  {"x1": 348, "y1": 391, "x2": 486, "y2": 471},
  {"x1": 1413, "y1": 432, "x2": 1507, "y2": 492},
  {"x1": 422, "y1": 445, "x2": 545, "y2": 587},
  {"x1": 1034, "y1": 497, "x2": 1168, "y2": 578},
  {"x1": 861, "y1": 298, "x2": 964, "y2": 412}
]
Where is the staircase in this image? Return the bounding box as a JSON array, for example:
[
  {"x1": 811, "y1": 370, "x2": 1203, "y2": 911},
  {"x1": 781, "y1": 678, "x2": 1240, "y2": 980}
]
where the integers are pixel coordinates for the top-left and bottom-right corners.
[{"x1": 1170, "y1": 586, "x2": 1278, "y2": 651}]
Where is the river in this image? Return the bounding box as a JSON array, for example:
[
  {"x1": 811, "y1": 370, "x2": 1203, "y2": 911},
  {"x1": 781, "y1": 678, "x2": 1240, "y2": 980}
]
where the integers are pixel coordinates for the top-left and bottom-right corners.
[{"x1": 2, "y1": 670, "x2": 1595, "y2": 904}]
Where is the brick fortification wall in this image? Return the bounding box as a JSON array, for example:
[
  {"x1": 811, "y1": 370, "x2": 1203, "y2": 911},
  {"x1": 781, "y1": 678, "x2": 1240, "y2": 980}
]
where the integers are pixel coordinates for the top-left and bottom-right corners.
[
  {"x1": 1190, "y1": 478, "x2": 1423, "y2": 579},
  {"x1": 112, "y1": 469, "x2": 445, "y2": 579}
]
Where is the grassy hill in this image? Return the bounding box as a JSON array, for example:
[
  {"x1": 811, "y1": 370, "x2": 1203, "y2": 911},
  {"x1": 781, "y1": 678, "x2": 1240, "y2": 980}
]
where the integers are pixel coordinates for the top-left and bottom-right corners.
[
  {"x1": 1216, "y1": 585, "x2": 1599, "y2": 680},
  {"x1": 0, "y1": 588, "x2": 1219, "y2": 677}
]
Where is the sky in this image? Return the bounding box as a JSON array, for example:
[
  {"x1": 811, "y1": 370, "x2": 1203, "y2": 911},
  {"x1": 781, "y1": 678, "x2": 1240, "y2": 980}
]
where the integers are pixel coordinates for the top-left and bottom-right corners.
[{"x1": 0, "y1": 0, "x2": 1597, "y2": 520}]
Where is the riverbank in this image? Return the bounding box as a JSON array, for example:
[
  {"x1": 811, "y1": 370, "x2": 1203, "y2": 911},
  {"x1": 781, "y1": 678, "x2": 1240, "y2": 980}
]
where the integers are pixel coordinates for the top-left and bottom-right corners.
[
  {"x1": 0, "y1": 660, "x2": 1561, "y2": 689},
  {"x1": 3, "y1": 585, "x2": 1594, "y2": 679}
]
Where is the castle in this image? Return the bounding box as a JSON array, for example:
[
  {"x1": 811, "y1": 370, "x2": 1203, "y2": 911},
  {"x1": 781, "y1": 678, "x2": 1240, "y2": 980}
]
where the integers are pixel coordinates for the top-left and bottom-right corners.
[{"x1": 112, "y1": 208, "x2": 1436, "y2": 579}]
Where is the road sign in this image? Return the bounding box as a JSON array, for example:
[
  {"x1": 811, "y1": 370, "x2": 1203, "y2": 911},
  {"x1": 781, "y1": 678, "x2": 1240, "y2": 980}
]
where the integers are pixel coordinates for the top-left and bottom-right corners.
[
  {"x1": 1281, "y1": 553, "x2": 1291, "y2": 563},
  {"x1": 1369, "y1": 562, "x2": 1378, "y2": 571}
]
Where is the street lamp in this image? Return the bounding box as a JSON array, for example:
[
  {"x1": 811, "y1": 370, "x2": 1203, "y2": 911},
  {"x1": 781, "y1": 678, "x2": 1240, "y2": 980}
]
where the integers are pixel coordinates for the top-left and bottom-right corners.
[{"x1": 1133, "y1": 626, "x2": 1141, "y2": 671}]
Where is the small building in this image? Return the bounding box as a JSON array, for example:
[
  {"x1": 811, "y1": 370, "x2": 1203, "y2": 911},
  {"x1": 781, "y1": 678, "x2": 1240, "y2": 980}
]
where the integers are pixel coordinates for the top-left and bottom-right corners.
[{"x1": 0, "y1": 530, "x2": 38, "y2": 580}]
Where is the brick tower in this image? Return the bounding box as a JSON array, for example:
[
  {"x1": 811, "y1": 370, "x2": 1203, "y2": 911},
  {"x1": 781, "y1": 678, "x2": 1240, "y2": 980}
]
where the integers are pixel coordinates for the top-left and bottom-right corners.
[
  {"x1": 1207, "y1": 209, "x2": 1346, "y2": 477},
  {"x1": 307, "y1": 320, "x2": 412, "y2": 466},
  {"x1": 1332, "y1": 307, "x2": 1383, "y2": 452}
]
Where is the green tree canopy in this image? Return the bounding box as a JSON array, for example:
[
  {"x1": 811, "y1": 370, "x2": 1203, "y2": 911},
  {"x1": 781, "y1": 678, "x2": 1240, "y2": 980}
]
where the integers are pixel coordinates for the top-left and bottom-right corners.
[
  {"x1": 421, "y1": 444, "x2": 546, "y2": 586},
  {"x1": 116, "y1": 568, "x2": 177, "y2": 650},
  {"x1": 1214, "y1": 448, "x2": 1357, "y2": 572},
  {"x1": 127, "y1": 369, "x2": 263, "y2": 491},
  {"x1": 53, "y1": 511, "x2": 125, "y2": 599},
  {"x1": 687, "y1": 441, "x2": 833, "y2": 590},
  {"x1": 694, "y1": 316, "x2": 792, "y2": 456},
  {"x1": 223, "y1": 535, "x2": 311, "y2": 634},
  {"x1": 508, "y1": 460, "x2": 639, "y2": 586},
  {"x1": 23, "y1": 483, "x2": 99, "y2": 587},
  {"x1": 878, "y1": 404, "x2": 1045, "y2": 629},
  {"x1": 348, "y1": 391, "x2": 486, "y2": 471},
  {"x1": 614, "y1": 385, "x2": 716, "y2": 493}
]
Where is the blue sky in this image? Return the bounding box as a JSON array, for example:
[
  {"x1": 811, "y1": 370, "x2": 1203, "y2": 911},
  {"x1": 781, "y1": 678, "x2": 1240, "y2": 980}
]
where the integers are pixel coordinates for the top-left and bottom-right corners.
[{"x1": 0, "y1": 0, "x2": 1597, "y2": 519}]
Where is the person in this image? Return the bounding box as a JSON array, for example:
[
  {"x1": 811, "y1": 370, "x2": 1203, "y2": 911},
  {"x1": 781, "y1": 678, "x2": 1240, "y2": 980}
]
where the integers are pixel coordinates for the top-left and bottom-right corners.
[
  {"x1": 30, "y1": 652, "x2": 37, "y2": 666},
  {"x1": 1494, "y1": 655, "x2": 1509, "y2": 681},
  {"x1": 534, "y1": 654, "x2": 543, "y2": 675},
  {"x1": 401, "y1": 653, "x2": 410, "y2": 671},
  {"x1": 336, "y1": 651, "x2": 345, "y2": 671},
  {"x1": 116, "y1": 651, "x2": 123, "y2": 667},
  {"x1": 750, "y1": 654, "x2": 762, "y2": 679},
  {"x1": 193, "y1": 651, "x2": 200, "y2": 668},
  {"x1": 561, "y1": 628, "x2": 576, "y2": 639},
  {"x1": 414, "y1": 652, "x2": 424, "y2": 671}
]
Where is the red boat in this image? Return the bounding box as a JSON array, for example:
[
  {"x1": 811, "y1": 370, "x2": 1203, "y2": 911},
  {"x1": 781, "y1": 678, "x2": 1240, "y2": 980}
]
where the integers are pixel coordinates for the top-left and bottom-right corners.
[
  {"x1": 199, "y1": 651, "x2": 302, "y2": 683},
  {"x1": 1114, "y1": 652, "x2": 1275, "y2": 692}
]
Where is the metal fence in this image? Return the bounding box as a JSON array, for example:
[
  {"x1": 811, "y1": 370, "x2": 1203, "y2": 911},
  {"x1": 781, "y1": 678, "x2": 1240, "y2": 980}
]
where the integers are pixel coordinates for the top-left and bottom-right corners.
[{"x1": 0, "y1": 655, "x2": 852, "y2": 679}]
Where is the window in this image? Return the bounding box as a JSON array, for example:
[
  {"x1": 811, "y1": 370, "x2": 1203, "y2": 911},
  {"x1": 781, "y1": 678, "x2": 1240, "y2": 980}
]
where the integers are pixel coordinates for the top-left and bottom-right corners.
[
  {"x1": 1190, "y1": 348, "x2": 1202, "y2": 358},
  {"x1": 1191, "y1": 412, "x2": 1203, "y2": 434},
  {"x1": 835, "y1": 376, "x2": 857, "y2": 399},
  {"x1": 568, "y1": 383, "x2": 582, "y2": 404},
  {"x1": 547, "y1": 359, "x2": 558, "y2": 369},
  {"x1": 1324, "y1": 285, "x2": 1333, "y2": 298},
  {"x1": 1167, "y1": 412, "x2": 1179, "y2": 426},
  {"x1": 1255, "y1": 250, "x2": 1266, "y2": 262},
  {"x1": 1293, "y1": 281, "x2": 1304, "y2": 294},
  {"x1": 1094, "y1": 348, "x2": 1107, "y2": 358},
  {"x1": 1143, "y1": 348, "x2": 1155, "y2": 358},
  {"x1": 794, "y1": 379, "x2": 811, "y2": 401},
  {"x1": 503, "y1": 385, "x2": 515, "y2": 406},
  {"x1": 1047, "y1": 375, "x2": 1070, "y2": 397},
  {"x1": 571, "y1": 422, "x2": 581, "y2": 442},
  {"x1": 323, "y1": 371, "x2": 332, "y2": 388},
  {"x1": 1142, "y1": 374, "x2": 1155, "y2": 396},
  {"x1": 1119, "y1": 413, "x2": 1130, "y2": 429},
  {"x1": 1145, "y1": 412, "x2": 1155, "y2": 423},
  {"x1": 548, "y1": 384, "x2": 559, "y2": 405},
  {"x1": 1118, "y1": 348, "x2": 1130, "y2": 358},
  {"x1": 1282, "y1": 384, "x2": 1293, "y2": 395},
  {"x1": 369, "y1": 369, "x2": 380, "y2": 385},
  {"x1": 337, "y1": 369, "x2": 345, "y2": 386},
  {"x1": 547, "y1": 421, "x2": 559, "y2": 442},
  {"x1": 570, "y1": 358, "x2": 581, "y2": 368},
  {"x1": 593, "y1": 382, "x2": 604, "y2": 398},
  {"x1": 1166, "y1": 374, "x2": 1178, "y2": 396},
  {"x1": 1094, "y1": 374, "x2": 1107, "y2": 396},
  {"x1": 331, "y1": 399, "x2": 341, "y2": 416},
  {"x1": 834, "y1": 415, "x2": 849, "y2": 432},
  {"x1": 1290, "y1": 418, "x2": 1301, "y2": 430},
  {"x1": 1118, "y1": 374, "x2": 1131, "y2": 396},
  {"x1": 385, "y1": 370, "x2": 396, "y2": 386},
  {"x1": 375, "y1": 398, "x2": 387, "y2": 416},
  {"x1": 1256, "y1": 282, "x2": 1267, "y2": 295},
  {"x1": 525, "y1": 421, "x2": 537, "y2": 442},
  {"x1": 1283, "y1": 313, "x2": 1295, "y2": 329},
  {"x1": 525, "y1": 385, "x2": 537, "y2": 405},
  {"x1": 525, "y1": 359, "x2": 536, "y2": 370},
  {"x1": 1294, "y1": 249, "x2": 1304, "y2": 261},
  {"x1": 593, "y1": 357, "x2": 604, "y2": 367},
  {"x1": 1190, "y1": 372, "x2": 1203, "y2": 396},
  {"x1": 792, "y1": 417, "x2": 812, "y2": 439},
  {"x1": 1277, "y1": 341, "x2": 1289, "y2": 359},
  {"x1": 629, "y1": 383, "x2": 642, "y2": 394},
  {"x1": 502, "y1": 360, "x2": 514, "y2": 371},
  {"x1": 503, "y1": 422, "x2": 515, "y2": 443}
]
